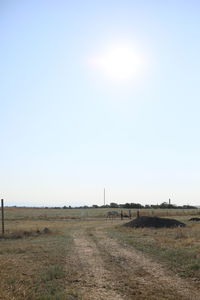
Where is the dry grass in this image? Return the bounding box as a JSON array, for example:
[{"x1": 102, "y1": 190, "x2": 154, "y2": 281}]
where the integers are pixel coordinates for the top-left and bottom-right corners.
[
  {"x1": 1, "y1": 208, "x2": 200, "y2": 299},
  {"x1": 0, "y1": 228, "x2": 52, "y2": 240},
  {"x1": 3, "y1": 207, "x2": 200, "y2": 221},
  {"x1": 106, "y1": 217, "x2": 200, "y2": 280},
  {"x1": 0, "y1": 219, "x2": 74, "y2": 300}
]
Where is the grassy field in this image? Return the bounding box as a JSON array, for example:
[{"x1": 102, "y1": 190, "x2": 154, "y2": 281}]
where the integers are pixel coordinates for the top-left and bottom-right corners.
[
  {"x1": 1, "y1": 207, "x2": 200, "y2": 299},
  {"x1": 107, "y1": 218, "x2": 200, "y2": 279},
  {"x1": 0, "y1": 219, "x2": 73, "y2": 300},
  {"x1": 3, "y1": 206, "x2": 200, "y2": 220}
]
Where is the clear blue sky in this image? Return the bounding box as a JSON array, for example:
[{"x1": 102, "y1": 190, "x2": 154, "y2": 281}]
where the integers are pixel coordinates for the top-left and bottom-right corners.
[{"x1": 1, "y1": 0, "x2": 200, "y2": 207}]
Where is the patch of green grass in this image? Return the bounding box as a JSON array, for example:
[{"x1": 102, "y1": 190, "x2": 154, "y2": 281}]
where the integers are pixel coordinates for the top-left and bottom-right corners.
[{"x1": 42, "y1": 264, "x2": 65, "y2": 281}]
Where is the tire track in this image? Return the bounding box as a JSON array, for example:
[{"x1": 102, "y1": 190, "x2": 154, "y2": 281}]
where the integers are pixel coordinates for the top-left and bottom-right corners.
[
  {"x1": 94, "y1": 228, "x2": 200, "y2": 300},
  {"x1": 72, "y1": 230, "x2": 124, "y2": 300}
]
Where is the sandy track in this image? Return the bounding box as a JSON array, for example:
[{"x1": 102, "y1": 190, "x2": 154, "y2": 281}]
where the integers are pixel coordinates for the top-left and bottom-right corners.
[
  {"x1": 73, "y1": 230, "x2": 124, "y2": 300},
  {"x1": 69, "y1": 224, "x2": 200, "y2": 300}
]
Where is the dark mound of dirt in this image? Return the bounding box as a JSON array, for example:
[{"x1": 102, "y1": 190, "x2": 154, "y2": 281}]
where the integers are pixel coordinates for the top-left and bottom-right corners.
[
  {"x1": 189, "y1": 217, "x2": 200, "y2": 221},
  {"x1": 42, "y1": 227, "x2": 51, "y2": 234},
  {"x1": 124, "y1": 216, "x2": 186, "y2": 228}
]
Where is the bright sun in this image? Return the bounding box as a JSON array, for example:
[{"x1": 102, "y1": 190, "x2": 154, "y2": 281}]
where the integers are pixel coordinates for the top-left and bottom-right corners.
[{"x1": 89, "y1": 43, "x2": 144, "y2": 82}]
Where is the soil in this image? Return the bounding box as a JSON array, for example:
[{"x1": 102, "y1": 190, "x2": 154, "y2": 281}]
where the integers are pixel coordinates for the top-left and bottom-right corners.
[
  {"x1": 189, "y1": 217, "x2": 200, "y2": 221},
  {"x1": 124, "y1": 216, "x2": 186, "y2": 228},
  {"x1": 65, "y1": 221, "x2": 199, "y2": 300}
]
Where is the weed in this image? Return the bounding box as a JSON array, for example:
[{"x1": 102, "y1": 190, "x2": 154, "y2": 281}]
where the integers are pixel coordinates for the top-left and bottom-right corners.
[
  {"x1": 42, "y1": 265, "x2": 65, "y2": 281},
  {"x1": 175, "y1": 229, "x2": 187, "y2": 239}
]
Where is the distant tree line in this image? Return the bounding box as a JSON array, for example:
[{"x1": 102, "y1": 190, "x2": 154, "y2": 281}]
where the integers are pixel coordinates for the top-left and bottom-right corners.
[{"x1": 48, "y1": 202, "x2": 197, "y2": 209}]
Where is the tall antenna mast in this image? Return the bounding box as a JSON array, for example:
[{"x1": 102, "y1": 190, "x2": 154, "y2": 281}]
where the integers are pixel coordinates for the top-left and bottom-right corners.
[{"x1": 104, "y1": 188, "x2": 106, "y2": 206}]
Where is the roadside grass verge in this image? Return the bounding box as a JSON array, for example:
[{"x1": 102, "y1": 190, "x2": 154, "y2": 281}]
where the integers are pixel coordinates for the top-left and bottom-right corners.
[{"x1": 105, "y1": 220, "x2": 200, "y2": 280}]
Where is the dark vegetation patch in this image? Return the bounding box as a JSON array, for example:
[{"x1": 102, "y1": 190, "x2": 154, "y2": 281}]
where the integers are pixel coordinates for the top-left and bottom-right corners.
[
  {"x1": 8, "y1": 215, "x2": 80, "y2": 221},
  {"x1": 124, "y1": 216, "x2": 186, "y2": 228},
  {"x1": 0, "y1": 228, "x2": 52, "y2": 239},
  {"x1": 189, "y1": 217, "x2": 200, "y2": 221},
  {"x1": 37, "y1": 215, "x2": 80, "y2": 220}
]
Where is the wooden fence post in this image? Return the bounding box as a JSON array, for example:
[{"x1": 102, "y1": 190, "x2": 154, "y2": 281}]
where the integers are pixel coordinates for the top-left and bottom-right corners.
[{"x1": 1, "y1": 199, "x2": 4, "y2": 236}]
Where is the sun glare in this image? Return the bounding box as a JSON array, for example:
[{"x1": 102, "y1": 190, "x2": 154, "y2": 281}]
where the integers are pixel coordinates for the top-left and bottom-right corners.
[{"x1": 89, "y1": 43, "x2": 145, "y2": 82}]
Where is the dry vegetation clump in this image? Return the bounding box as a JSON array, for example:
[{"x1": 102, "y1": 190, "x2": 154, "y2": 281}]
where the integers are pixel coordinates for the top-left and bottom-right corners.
[
  {"x1": 0, "y1": 227, "x2": 52, "y2": 239},
  {"x1": 124, "y1": 216, "x2": 186, "y2": 228},
  {"x1": 37, "y1": 214, "x2": 80, "y2": 220}
]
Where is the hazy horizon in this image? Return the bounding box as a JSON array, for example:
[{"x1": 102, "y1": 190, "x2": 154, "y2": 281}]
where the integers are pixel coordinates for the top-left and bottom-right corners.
[{"x1": 1, "y1": 1, "x2": 200, "y2": 207}]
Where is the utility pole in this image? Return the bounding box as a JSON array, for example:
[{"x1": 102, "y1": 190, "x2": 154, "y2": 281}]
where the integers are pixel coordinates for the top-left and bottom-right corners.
[
  {"x1": 1, "y1": 199, "x2": 4, "y2": 236},
  {"x1": 104, "y1": 188, "x2": 106, "y2": 206}
]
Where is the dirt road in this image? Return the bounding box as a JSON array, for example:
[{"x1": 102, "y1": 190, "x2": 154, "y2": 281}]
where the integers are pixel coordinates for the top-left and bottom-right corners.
[{"x1": 66, "y1": 222, "x2": 200, "y2": 300}]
